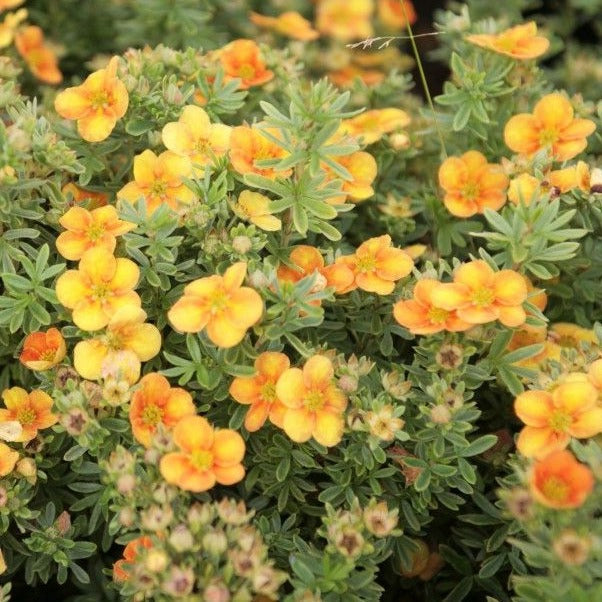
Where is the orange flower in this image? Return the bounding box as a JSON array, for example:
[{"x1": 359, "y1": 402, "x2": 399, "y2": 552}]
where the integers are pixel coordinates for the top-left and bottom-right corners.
[
  {"x1": 62, "y1": 183, "x2": 108, "y2": 209},
  {"x1": 19, "y1": 328, "x2": 66, "y2": 371},
  {"x1": 55, "y1": 56, "x2": 128, "y2": 141},
  {"x1": 466, "y1": 22, "x2": 549, "y2": 60},
  {"x1": 504, "y1": 93, "x2": 596, "y2": 161},
  {"x1": 276, "y1": 355, "x2": 348, "y2": 447},
  {"x1": 161, "y1": 105, "x2": 231, "y2": 177},
  {"x1": 117, "y1": 150, "x2": 196, "y2": 214},
  {"x1": 73, "y1": 306, "x2": 161, "y2": 381},
  {"x1": 393, "y1": 279, "x2": 471, "y2": 335},
  {"x1": 530, "y1": 450, "x2": 594, "y2": 509},
  {"x1": 129, "y1": 373, "x2": 196, "y2": 448},
  {"x1": 337, "y1": 235, "x2": 414, "y2": 295},
  {"x1": 324, "y1": 151, "x2": 378, "y2": 204},
  {"x1": 56, "y1": 205, "x2": 134, "y2": 261},
  {"x1": 508, "y1": 173, "x2": 541, "y2": 205},
  {"x1": 378, "y1": 0, "x2": 417, "y2": 30},
  {"x1": 514, "y1": 379, "x2": 602, "y2": 458},
  {"x1": 0, "y1": 442, "x2": 19, "y2": 477},
  {"x1": 316, "y1": 0, "x2": 373, "y2": 42},
  {"x1": 233, "y1": 190, "x2": 281, "y2": 231},
  {"x1": 218, "y1": 39, "x2": 273, "y2": 90},
  {"x1": 549, "y1": 161, "x2": 590, "y2": 194},
  {"x1": 168, "y1": 262, "x2": 263, "y2": 348},
  {"x1": 229, "y1": 352, "x2": 290, "y2": 432},
  {"x1": 15, "y1": 25, "x2": 62, "y2": 84},
  {"x1": 341, "y1": 109, "x2": 411, "y2": 145},
  {"x1": 431, "y1": 260, "x2": 527, "y2": 327},
  {"x1": 55, "y1": 246, "x2": 140, "y2": 331},
  {"x1": 249, "y1": 11, "x2": 319, "y2": 41},
  {"x1": 276, "y1": 245, "x2": 355, "y2": 297},
  {"x1": 113, "y1": 536, "x2": 153, "y2": 581},
  {"x1": 0, "y1": 8, "x2": 27, "y2": 49},
  {"x1": 438, "y1": 151, "x2": 508, "y2": 217},
  {"x1": 0, "y1": 387, "x2": 57, "y2": 442},
  {"x1": 160, "y1": 415, "x2": 245, "y2": 492},
  {"x1": 230, "y1": 125, "x2": 291, "y2": 180},
  {"x1": 328, "y1": 65, "x2": 385, "y2": 88}
]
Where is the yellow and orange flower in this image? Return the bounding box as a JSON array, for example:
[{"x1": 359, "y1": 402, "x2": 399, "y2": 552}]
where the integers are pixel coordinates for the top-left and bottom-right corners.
[
  {"x1": 0, "y1": 8, "x2": 26, "y2": 49},
  {"x1": 54, "y1": 56, "x2": 128, "y2": 141},
  {"x1": 73, "y1": 306, "x2": 161, "y2": 381},
  {"x1": 276, "y1": 355, "x2": 348, "y2": 447},
  {"x1": 62, "y1": 183, "x2": 109, "y2": 209},
  {"x1": 55, "y1": 246, "x2": 140, "y2": 331},
  {"x1": 129, "y1": 373, "x2": 196, "y2": 448},
  {"x1": 529, "y1": 450, "x2": 594, "y2": 509},
  {"x1": 0, "y1": 442, "x2": 19, "y2": 477},
  {"x1": 168, "y1": 262, "x2": 263, "y2": 348},
  {"x1": 117, "y1": 150, "x2": 196, "y2": 214},
  {"x1": 431, "y1": 260, "x2": 527, "y2": 327},
  {"x1": 249, "y1": 11, "x2": 319, "y2": 41},
  {"x1": 506, "y1": 325, "x2": 561, "y2": 370},
  {"x1": 160, "y1": 415, "x2": 245, "y2": 492},
  {"x1": 229, "y1": 352, "x2": 290, "y2": 432},
  {"x1": 378, "y1": 0, "x2": 417, "y2": 30},
  {"x1": 113, "y1": 536, "x2": 153, "y2": 581},
  {"x1": 230, "y1": 125, "x2": 291, "y2": 180},
  {"x1": 341, "y1": 109, "x2": 411, "y2": 145},
  {"x1": 337, "y1": 235, "x2": 414, "y2": 295},
  {"x1": 277, "y1": 245, "x2": 355, "y2": 297},
  {"x1": 549, "y1": 322, "x2": 597, "y2": 349},
  {"x1": 19, "y1": 328, "x2": 66, "y2": 371},
  {"x1": 438, "y1": 151, "x2": 508, "y2": 217},
  {"x1": 514, "y1": 379, "x2": 602, "y2": 458},
  {"x1": 328, "y1": 65, "x2": 385, "y2": 89},
  {"x1": 233, "y1": 191, "x2": 281, "y2": 231},
  {"x1": 316, "y1": 0, "x2": 373, "y2": 42},
  {"x1": 393, "y1": 279, "x2": 471, "y2": 335},
  {"x1": 161, "y1": 105, "x2": 231, "y2": 177},
  {"x1": 56, "y1": 205, "x2": 134, "y2": 261},
  {"x1": 549, "y1": 161, "x2": 590, "y2": 194},
  {"x1": 587, "y1": 359, "x2": 602, "y2": 393},
  {"x1": 0, "y1": 387, "x2": 57, "y2": 442},
  {"x1": 466, "y1": 22, "x2": 549, "y2": 60},
  {"x1": 508, "y1": 173, "x2": 541, "y2": 205},
  {"x1": 15, "y1": 25, "x2": 62, "y2": 84},
  {"x1": 217, "y1": 39, "x2": 274, "y2": 90},
  {"x1": 324, "y1": 151, "x2": 378, "y2": 204},
  {"x1": 504, "y1": 93, "x2": 596, "y2": 161}
]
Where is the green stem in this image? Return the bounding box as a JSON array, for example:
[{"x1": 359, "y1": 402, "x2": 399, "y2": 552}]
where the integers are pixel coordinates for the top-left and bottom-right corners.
[{"x1": 400, "y1": 1, "x2": 448, "y2": 159}]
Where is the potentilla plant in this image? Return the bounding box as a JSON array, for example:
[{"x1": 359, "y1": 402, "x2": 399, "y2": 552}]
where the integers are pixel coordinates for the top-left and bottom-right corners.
[{"x1": 0, "y1": 0, "x2": 601, "y2": 601}]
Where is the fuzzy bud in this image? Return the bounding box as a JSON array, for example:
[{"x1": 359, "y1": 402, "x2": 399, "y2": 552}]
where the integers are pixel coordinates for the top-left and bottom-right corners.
[
  {"x1": 169, "y1": 525, "x2": 194, "y2": 552},
  {"x1": 117, "y1": 474, "x2": 137, "y2": 496},
  {"x1": 55, "y1": 511, "x2": 71, "y2": 535},
  {"x1": 16, "y1": 458, "x2": 36, "y2": 483},
  {"x1": 55, "y1": 366, "x2": 79, "y2": 389},
  {"x1": 60, "y1": 408, "x2": 89, "y2": 436},
  {"x1": 553, "y1": 530, "x2": 591, "y2": 566},
  {"x1": 202, "y1": 529, "x2": 228, "y2": 556},
  {"x1": 435, "y1": 344, "x2": 464, "y2": 370},
  {"x1": 248, "y1": 270, "x2": 269, "y2": 289},
  {"x1": 204, "y1": 582, "x2": 231, "y2": 602},
  {"x1": 346, "y1": 408, "x2": 365, "y2": 431},
  {"x1": 338, "y1": 374, "x2": 358, "y2": 393},
  {"x1": 382, "y1": 372, "x2": 412, "y2": 400},
  {"x1": 505, "y1": 487, "x2": 534, "y2": 521},
  {"x1": 80, "y1": 380, "x2": 103, "y2": 408},
  {"x1": 232, "y1": 235, "x2": 253, "y2": 254},
  {"x1": 363, "y1": 501, "x2": 398, "y2": 537},
  {"x1": 389, "y1": 132, "x2": 410, "y2": 150},
  {"x1": 161, "y1": 566, "x2": 194, "y2": 597},
  {"x1": 216, "y1": 499, "x2": 252, "y2": 525},
  {"x1": 430, "y1": 405, "x2": 452, "y2": 424},
  {"x1": 145, "y1": 549, "x2": 169, "y2": 573},
  {"x1": 334, "y1": 528, "x2": 365, "y2": 558},
  {"x1": 141, "y1": 505, "x2": 173, "y2": 531},
  {"x1": 119, "y1": 507, "x2": 136, "y2": 527}
]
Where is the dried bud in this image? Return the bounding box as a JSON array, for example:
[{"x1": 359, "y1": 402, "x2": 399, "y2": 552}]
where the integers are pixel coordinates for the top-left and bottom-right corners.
[
  {"x1": 232, "y1": 235, "x2": 253, "y2": 254},
  {"x1": 108, "y1": 448, "x2": 135, "y2": 473},
  {"x1": 590, "y1": 167, "x2": 602, "y2": 194},
  {"x1": 117, "y1": 474, "x2": 137, "y2": 495},
  {"x1": 60, "y1": 408, "x2": 89, "y2": 436},
  {"x1": 381, "y1": 372, "x2": 412, "y2": 400},
  {"x1": 252, "y1": 565, "x2": 285, "y2": 595},
  {"x1": 389, "y1": 446, "x2": 422, "y2": 486},
  {"x1": 346, "y1": 408, "x2": 364, "y2": 431},
  {"x1": 435, "y1": 344, "x2": 463, "y2": 370},
  {"x1": 401, "y1": 539, "x2": 429, "y2": 578},
  {"x1": 338, "y1": 374, "x2": 358, "y2": 393},
  {"x1": 80, "y1": 380, "x2": 103, "y2": 408},
  {"x1": 430, "y1": 405, "x2": 452, "y2": 424},
  {"x1": 119, "y1": 507, "x2": 136, "y2": 527},
  {"x1": 141, "y1": 505, "x2": 173, "y2": 531},
  {"x1": 187, "y1": 502, "x2": 215, "y2": 528},
  {"x1": 363, "y1": 501, "x2": 398, "y2": 537},
  {"x1": 553, "y1": 530, "x2": 591, "y2": 566},
  {"x1": 505, "y1": 487, "x2": 534, "y2": 521},
  {"x1": 55, "y1": 511, "x2": 71, "y2": 535},
  {"x1": 153, "y1": 482, "x2": 176, "y2": 504},
  {"x1": 229, "y1": 548, "x2": 257, "y2": 576},
  {"x1": 162, "y1": 566, "x2": 194, "y2": 597},
  {"x1": 204, "y1": 582, "x2": 231, "y2": 602},
  {"x1": 365, "y1": 405, "x2": 404, "y2": 441},
  {"x1": 217, "y1": 499, "x2": 252, "y2": 525},
  {"x1": 0, "y1": 487, "x2": 7, "y2": 507},
  {"x1": 418, "y1": 550, "x2": 445, "y2": 581},
  {"x1": 334, "y1": 528, "x2": 364, "y2": 558},
  {"x1": 55, "y1": 366, "x2": 79, "y2": 388}
]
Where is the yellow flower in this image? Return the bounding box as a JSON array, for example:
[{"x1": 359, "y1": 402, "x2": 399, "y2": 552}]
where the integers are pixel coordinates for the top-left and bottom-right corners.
[
  {"x1": 249, "y1": 11, "x2": 319, "y2": 41},
  {"x1": 0, "y1": 8, "x2": 26, "y2": 49},
  {"x1": 466, "y1": 22, "x2": 549, "y2": 60},
  {"x1": 73, "y1": 306, "x2": 161, "y2": 381},
  {"x1": 55, "y1": 246, "x2": 140, "y2": 331},
  {"x1": 0, "y1": 388, "x2": 57, "y2": 442},
  {"x1": 378, "y1": 0, "x2": 417, "y2": 30},
  {"x1": 276, "y1": 355, "x2": 348, "y2": 447},
  {"x1": 233, "y1": 190, "x2": 281, "y2": 231},
  {"x1": 54, "y1": 56, "x2": 127, "y2": 141},
  {"x1": 161, "y1": 105, "x2": 231, "y2": 177},
  {"x1": 508, "y1": 173, "x2": 541, "y2": 205},
  {"x1": 549, "y1": 322, "x2": 597, "y2": 349},
  {"x1": 117, "y1": 150, "x2": 196, "y2": 214},
  {"x1": 168, "y1": 262, "x2": 263, "y2": 348},
  {"x1": 15, "y1": 25, "x2": 62, "y2": 84},
  {"x1": 340, "y1": 109, "x2": 411, "y2": 145},
  {"x1": 316, "y1": 0, "x2": 373, "y2": 42}
]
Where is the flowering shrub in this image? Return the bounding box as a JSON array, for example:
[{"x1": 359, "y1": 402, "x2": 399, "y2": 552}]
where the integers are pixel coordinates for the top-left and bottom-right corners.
[{"x1": 1, "y1": 0, "x2": 602, "y2": 600}]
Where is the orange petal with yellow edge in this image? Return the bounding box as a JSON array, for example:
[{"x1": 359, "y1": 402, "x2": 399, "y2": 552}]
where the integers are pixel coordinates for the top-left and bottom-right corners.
[
  {"x1": 514, "y1": 390, "x2": 553, "y2": 426},
  {"x1": 172, "y1": 415, "x2": 214, "y2": 452}
]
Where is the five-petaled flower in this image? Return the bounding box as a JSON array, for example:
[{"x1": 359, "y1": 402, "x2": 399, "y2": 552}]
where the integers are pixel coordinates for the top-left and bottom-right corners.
[
  {"x1": 19, "y1": 328, "x2": 66, "y2": 371},
  {"x1": 324, "y1": 151, "x2": 378, "y2": 204},
  {"x1": 73, "y1": 305, "x2": 161, "y2": 380},
  {"x1": 514, "y1": 379, "x2": 602, "y2": 458},
  {"x1": 218, "y1": 39, "x2": 274, "y2": 89},
  {"x1": 160, "y1": 415, "x2": 245, "y2": 492},
  {"x1": 438, "y1": 151, "x2": 508, "y2": 217},
  {"x1": 276, "y1": 355, "x2": 348, "y2": 447},
  {"x1": 56, "y1": 205, "x2": 134, "y2": 261},
  {"x1": 0, "y1": 387, "x2": 57, "y2": 442},
  {"x1": 54, "y1": 56, "x2": 128, "y2": 141},
  {"x1": 529, "y1": 450, "x2": 594, "y2": 509},
  {"x1": 431, "y1": 260, "x2": 527, "y2": 327},
  {"x1": 504, "y1": 93, "x2": 596, "y2": 161},
  {"x1": 129, "y1": 373, "x2": 196, "y2": 447},
  {"x1": 15, "y1": 25, "x2": 62, "y2": 84},
  {"x1": 229, "y1": 352, "x2": 290, "y2": 432},
  {"x1": 55, "y1": 246, "x2": 140, "y2": 331},
  {"x1": 466, "y1": 22, "x2": 549, "y2": 60},
  {"x1": 113, "y1": 536, "x2": 153, "y2": 581},
  {"x1": 168, "y1": 262, "x2": 263, "y2": 348}
]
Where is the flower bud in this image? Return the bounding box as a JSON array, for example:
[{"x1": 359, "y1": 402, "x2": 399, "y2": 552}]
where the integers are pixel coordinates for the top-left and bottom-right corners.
[
  {"x1": 202, "y1": 529, "x2": 228, "y2": 556},
  {"x1": 162, "y1": 566, "x2": 194, "y2": 597},
  {"x1": 553, "y1": 530, "x2": 591, "y2": 566},
  {"x1": 338, "y1": 374, "x2": 358, "y2": 393},
  {"x1": 141, "y1": 505, "x2": 174, "y2": 531},
  {"x1": 117, "y1": 474, "x2": 137, "y2": 495},
  {"x1": 60, "y1": 408, "x2": 89, "y2": 436},
  {"x1": 169, "y1": 525, "x2": 194, "y2": 552},
  {"x1": 232, "y1": 235, "x2": 253, "y2": 254},
  {"x1": 55, "y1": 511, "x2": 71, "y2": 535},
  {"x1": 16, "y1": 458, "x2": 36, "y2": 483},
  {"x1": 0, "y1": 487, "x2": 7, "y2": 507},
  {"x1": 430, "y1": 405, "x2": 452, "y2": 424},
  {"x1": 119, "y1": 507, "x2": 136, "y2": 527},
  {"x1": 204, "y1": 582, "x2": 231, "y2": 602},
  {"x1": 435, "y1": 344, "x2": 464, "y2": 370},
  {"x1": 145, "y1": 549, "x2": 169, "y2": 573},
  {"x1": 389, "y1": 132, "x2": 410, "y2": 150}
]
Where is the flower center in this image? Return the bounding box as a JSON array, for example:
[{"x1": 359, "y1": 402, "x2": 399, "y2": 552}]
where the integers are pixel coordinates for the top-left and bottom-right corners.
[
  {"x1": 548, "y1": 410, "x2": 572, "y2": 432},
  {"x1": 87, "y1": 223, "x2": 105, "y2": 242},
  {"x1": 495, "y1": 35, "x2": 517, "y2": 52},
  {"x1": 150, "y1": 180, "x2": 168, "y2": 197},
  {"x1": 540, "y1": 476, "x2": 569, "y2": 503},
  {"x1": 260, "y1": 382, "x2": 277, "y2": 403},
  {"x1": 40, "y1": 349, "x2": 57, "y2": 362},
  {"x1": 305, "y1": 390, "x2": 325, "y2": 411},
  {"x1": 191, "y1": 449, "x2": 213, "y2": 471},
  {"x1": 238, "y1": 64, "x2": 256, "y2": 80},
  {"x1": 539, "y1": 128, "x2": 558, "y2": 147},
  {"x1": 462, "y1": 181, "x2": 480, "y2": 201},
  {"x1": 209, "y1": 290, "x2": 229, "y2": 314},
  {"x1": 356, "y1": 255, "x2": 376, "y2": 273},
  {"x1": 141, "y1": 403, "x2": 163, "y2": 427},
  {"x1": 471, "y1": 287, "x2": 494, "y2": 307},
  {"x1": 90, "y1": 90, "x2": 111, "y2": 111},
  {"x1": 91, "y1": 283, "x2": 110, "y2": 299},
  {"x1": 427, "y1": 306, "x2": 449, "y2": 324},
  {"x1": 17, "y1": 406, "x2": 36, "y2": 426}
]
